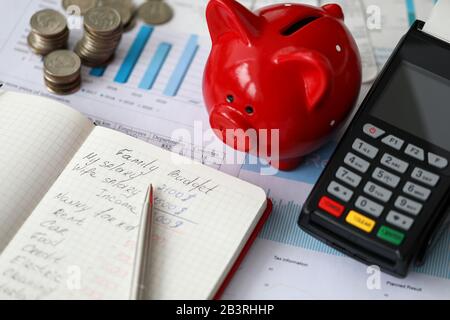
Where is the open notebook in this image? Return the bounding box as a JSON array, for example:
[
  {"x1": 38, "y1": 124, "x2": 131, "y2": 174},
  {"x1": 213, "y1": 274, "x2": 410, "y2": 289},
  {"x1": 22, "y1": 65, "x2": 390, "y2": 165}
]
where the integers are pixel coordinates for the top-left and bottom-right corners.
[{"x1": 0, "y1": 91, "x2": 270, "y2": 300}]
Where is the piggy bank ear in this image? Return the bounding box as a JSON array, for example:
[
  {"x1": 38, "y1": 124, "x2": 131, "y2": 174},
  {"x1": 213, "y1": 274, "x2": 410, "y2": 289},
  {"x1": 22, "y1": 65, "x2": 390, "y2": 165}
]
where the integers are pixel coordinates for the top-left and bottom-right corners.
[
  {"x1": 274, "y1": 50, "x2": 333, "y2": 112},
  {"x1": 206, "y1": 0, "x2": 261, "y2": 44},
  {"x1": 322, "y1": 4, "x2": 344, "y2": 21}
]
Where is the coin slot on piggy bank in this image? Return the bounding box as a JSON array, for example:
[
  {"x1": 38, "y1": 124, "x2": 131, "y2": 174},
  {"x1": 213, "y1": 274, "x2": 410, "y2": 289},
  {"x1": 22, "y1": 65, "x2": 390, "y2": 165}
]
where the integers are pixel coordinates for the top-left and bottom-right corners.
[
  {"x1": 203, "y1": 0, "x2": 362, "y2": 171},
  {"x1": 281, "y1": 16, "x2": 319, "y2": 36}
]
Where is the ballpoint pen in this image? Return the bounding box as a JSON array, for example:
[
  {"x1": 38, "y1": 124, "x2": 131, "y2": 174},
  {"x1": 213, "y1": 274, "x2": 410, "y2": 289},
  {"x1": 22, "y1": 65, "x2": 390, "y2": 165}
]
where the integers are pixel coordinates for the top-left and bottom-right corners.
[{"x1": 130, "y1": 184, "x2": 154, "y2": 300}]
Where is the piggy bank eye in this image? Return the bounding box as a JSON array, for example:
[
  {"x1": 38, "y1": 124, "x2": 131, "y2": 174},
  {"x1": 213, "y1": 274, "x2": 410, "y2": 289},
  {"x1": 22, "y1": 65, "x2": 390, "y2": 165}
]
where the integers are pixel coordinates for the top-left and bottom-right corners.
[
  {"x1": 226, "y1": 95, "x2": 234, "y2": 103},
  {"x1": 245, "y1": 106, "x2": 254, "y2": 115}
]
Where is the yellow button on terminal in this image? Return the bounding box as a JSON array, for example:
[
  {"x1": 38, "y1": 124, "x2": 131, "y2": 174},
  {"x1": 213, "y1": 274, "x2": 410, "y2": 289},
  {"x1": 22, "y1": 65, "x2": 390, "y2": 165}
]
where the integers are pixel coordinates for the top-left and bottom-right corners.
[{"x1": 346, "y1": 210, "x2": 376, "y2": 233}]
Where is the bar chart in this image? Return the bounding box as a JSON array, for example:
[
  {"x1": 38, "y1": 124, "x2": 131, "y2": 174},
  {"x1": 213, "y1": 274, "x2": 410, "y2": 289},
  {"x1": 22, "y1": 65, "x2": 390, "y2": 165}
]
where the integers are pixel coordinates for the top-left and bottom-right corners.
[{"x1": 89, "y1": 24, "x2": 204, "y2": 101}]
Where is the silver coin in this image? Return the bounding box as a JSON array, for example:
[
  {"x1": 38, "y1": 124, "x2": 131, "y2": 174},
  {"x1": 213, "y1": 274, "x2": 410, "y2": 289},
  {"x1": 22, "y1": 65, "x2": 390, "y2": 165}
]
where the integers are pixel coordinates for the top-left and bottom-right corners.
[
  {"x1": 30, "y1": 29, "x2": 69, "y2": 44},
  {"x1": 27, "y1": 30, "x2": 69, "y2": 55},
  {"x1": 30, "y1": 9, "x2": 67, "y2": 36},
  {"x1": 74, "y1": 6, "x2": 123, "y2": 67},
  {"x1": 74, "y1": 41, "x2": 115, "y2": 66},
  {"x1": 97, "y1": 0, "x2": 134, "y2": 27},
  {"x1": 44, "y1": 50, "x2": 81, "y2": 78},
  {"x1": 62, "y1": 0, "x2": 98, "y2": 16},
  {"x1": 84, "y1": 7, "x2": 122, "y2": 33},
  {"x1": 138, "y1": 1, "x2": 173, "y2": 25},
  {"x1": 45, "y1": 78, "x2": 81, "y2": 95},
  {"x1": 45, "y1": 73, "x2": 80, "y2": 86},
  {"x1": 97, "y1": 0, "x2": 132, "y2": 6}
]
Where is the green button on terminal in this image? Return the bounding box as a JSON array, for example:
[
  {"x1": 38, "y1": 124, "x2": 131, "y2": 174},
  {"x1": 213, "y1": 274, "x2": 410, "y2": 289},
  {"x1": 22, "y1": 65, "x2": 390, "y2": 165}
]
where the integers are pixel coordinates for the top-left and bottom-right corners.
[{"x1": 377, "y1": 226, "x2": 405, "y2": 245}]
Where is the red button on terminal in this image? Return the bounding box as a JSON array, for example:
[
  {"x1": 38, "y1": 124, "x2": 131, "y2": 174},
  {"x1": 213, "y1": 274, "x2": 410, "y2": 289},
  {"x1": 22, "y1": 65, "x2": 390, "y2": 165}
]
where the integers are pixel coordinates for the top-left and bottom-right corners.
[{"x1": 318, "y1": 196, "x2": 345, "y2": 217}]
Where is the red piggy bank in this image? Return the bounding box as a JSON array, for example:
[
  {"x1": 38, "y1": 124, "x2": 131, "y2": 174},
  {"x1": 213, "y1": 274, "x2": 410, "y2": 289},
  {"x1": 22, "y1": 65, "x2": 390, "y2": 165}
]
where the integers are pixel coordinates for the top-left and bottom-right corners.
[{"x1": 203, "y1": 0, "x2": 362, "y2": 170}]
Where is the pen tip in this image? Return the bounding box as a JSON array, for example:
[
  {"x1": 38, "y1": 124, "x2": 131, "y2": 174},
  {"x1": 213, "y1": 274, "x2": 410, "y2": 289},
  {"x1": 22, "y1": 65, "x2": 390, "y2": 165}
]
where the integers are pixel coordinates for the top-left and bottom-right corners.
[{"x1": 149, "y1": 184, "x2": 153, "y2": 205}]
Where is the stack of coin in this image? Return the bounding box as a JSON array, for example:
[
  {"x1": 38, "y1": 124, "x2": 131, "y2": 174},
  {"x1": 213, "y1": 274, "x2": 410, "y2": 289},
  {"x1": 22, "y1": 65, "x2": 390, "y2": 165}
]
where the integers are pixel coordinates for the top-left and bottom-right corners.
[
  {"x1": 138, "y1": 0, "x2": 173, "y2": 25},
  {"x1": 62, "y1": 0, "x2": 98, "y2": 16},
  {"x1": 44, "y1": 50, "x2": 82, "y2": 95},
  {"x1": 74, "y1": 7, "x2": 123, "y2": 67},
  {"x1": 28, "y1": 9, "x2": 69, "y2": 56},
  {"x1": 97, "y1": 0, "x2": 135, "y2": 31}
]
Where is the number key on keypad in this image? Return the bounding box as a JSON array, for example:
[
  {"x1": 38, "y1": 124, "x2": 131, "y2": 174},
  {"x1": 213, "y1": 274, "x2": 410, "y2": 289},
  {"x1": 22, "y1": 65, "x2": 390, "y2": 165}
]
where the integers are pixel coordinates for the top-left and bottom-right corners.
[
  {"x1": 355, "y1": 196, "x2": 384, "y2": 217},
  {"x1": 352, "y1": 139, "x2": 379, "y2": 159},
  {"x1": 336, "y1": 167, "x2": 362, "y2": 187},
  {"x1": 380, "y1": 153, "x2": 409, "y2": 173},
  {"x1": 411, "y1": 168, "x2": 440, "y2": 187},
  {"x1": 364, "y1": 182, "x2": 393, "y2": 203},
  {"x1": 372, "y1": 167, "x2": 401, "y2": 188},
  {"x1": 403, "y1": 182, "x2": 431, "y2": 201},
  {"x1": 395, "y1": 196, "x2": 422, "y2": 216},
  {"x1": 344, "y1": 152, "x2": 370, "y2": 173}
]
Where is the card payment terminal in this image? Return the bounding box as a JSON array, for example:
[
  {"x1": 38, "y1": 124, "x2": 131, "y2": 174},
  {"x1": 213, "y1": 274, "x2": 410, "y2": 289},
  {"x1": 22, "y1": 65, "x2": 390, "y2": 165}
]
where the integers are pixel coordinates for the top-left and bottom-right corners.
[{"x1": 298, "y1": 1, "x2": 450, "y2": 277}]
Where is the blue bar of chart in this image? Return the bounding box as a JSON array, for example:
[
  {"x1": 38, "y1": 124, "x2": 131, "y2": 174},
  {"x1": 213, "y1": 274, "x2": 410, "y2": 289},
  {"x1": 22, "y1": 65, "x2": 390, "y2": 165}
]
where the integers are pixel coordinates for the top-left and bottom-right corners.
[
  {"x1": 405, "y1": 0, "x2": 438, "y2": 27},
  {"x1": 114, "y1": 25, "x2": 154, "y2": 84},
  {"x1": 90, "y1": 66, "x2": 106, "y2": 77},
  {"x1": 163, "y1": 35, "x2": 199, "y2": 97},
  {"x1": 139, "y1": 42, "x2": 172, "y2": 90},
  {"x1": 405, "y1": 0, "x2": 416, "y2": 26}
]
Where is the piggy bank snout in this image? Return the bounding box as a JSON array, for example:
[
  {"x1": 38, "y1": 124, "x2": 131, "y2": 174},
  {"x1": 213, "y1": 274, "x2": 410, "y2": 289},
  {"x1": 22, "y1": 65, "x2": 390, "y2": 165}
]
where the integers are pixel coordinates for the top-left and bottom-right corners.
[{"x1": 209, "y1": 104, "x2": 254, "y2": 152}]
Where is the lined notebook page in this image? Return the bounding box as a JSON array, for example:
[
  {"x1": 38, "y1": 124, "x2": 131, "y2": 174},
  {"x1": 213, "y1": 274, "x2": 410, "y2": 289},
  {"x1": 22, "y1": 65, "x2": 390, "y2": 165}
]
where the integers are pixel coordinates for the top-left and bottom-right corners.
[
  {"x1": 0, "y1": 91, "x2": 94, "y2": 253},
  {"x1": 0, "y1": 127, "x2": 267, "y2": 300}
]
